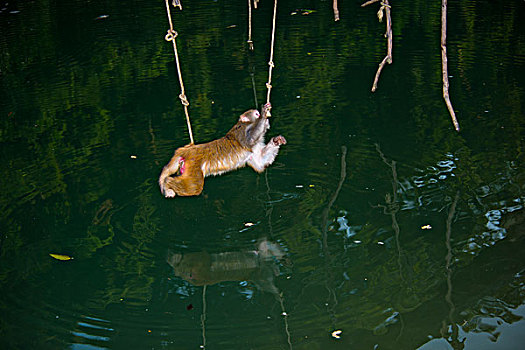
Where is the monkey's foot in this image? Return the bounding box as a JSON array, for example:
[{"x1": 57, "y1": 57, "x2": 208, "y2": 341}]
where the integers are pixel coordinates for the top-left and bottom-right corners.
[
  {"x1": 164, "y1": 189, "x2": 176, "y2": 198},
  {"x1": 272, "y1": 135, "x2": 287, "y2": 146}
]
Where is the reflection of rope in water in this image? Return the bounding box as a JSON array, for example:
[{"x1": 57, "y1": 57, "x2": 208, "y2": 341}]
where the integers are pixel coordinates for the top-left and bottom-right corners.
[
  {"x1": 441, "y1": 192, "x2": 461, "y2": 347},
  {"x1": 321, "y1": 146, "x2": 347, "y2": 328},
  {"x1": 375, "y1": 144, "x2": 405, "y2": 284},
  {"x1": 201, "y1": 285, "x2": 207, "y2": 349},
  {"x1": 265, "y1": 171, "x2": 274, "y2": 238},
  {"x1": 375, "y1": 144, "x2": 413, "y2": 340},
  {"x1": 265, "y1": 162, "x2": 292, "y2": 349},
  {"x1": 279, "y1": 292, "x2": 292, "y2": 350}
]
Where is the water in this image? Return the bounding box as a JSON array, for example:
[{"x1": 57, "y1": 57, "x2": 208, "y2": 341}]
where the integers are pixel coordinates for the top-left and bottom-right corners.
[{"x1": 1, "y1": 0, "x2": 524, "y2": 349}]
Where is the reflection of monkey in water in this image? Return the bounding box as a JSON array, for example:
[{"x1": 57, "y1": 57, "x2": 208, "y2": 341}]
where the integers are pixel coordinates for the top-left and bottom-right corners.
[
  {"x1": 167, "y1": 240, "x2": 285, "y2": 295},
  {"x1": 159, "y1": 102, "x2": 286, "y2": 197}
]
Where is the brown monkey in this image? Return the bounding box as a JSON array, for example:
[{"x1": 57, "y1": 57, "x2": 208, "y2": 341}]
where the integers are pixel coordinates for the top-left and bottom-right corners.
[{"x1": 159, "y1": 102, "x2": 286, "y2": 197}]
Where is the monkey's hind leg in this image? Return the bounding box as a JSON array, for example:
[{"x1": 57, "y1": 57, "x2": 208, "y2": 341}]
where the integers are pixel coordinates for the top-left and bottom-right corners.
[
  {"x1": 165, "y1": 164, "x2": 205, "y2": 197},
  {"x1": 159, "y1": 155, "x2": 184, "y2": 197}
]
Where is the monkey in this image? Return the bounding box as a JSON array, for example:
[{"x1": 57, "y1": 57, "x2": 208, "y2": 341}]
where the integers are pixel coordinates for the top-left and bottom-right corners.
[{"x1": 159, "y1": 102, "x2": 286, "y2": 197}]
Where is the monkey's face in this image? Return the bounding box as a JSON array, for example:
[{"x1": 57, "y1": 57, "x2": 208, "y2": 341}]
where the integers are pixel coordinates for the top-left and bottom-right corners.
[
  {"x1": 248, "y1": 109, "x2": 270, "y2": 130},
  {"x1": 239, "y1": 108, "x2": 270, "y2": 146},
  {"x1": 240, "y1": 109, "x2": 261, "y2": 123}
]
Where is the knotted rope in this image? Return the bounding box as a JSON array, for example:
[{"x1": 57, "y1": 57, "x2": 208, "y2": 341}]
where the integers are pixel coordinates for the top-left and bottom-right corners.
[
  {"x1": 164, "y1": 0, "x2": 194, "y2": 144},
  {"x1": 265, "y1": 0, "x2": 278, "y2": 117}
]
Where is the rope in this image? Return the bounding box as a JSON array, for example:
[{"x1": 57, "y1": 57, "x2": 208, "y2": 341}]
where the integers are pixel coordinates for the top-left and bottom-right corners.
[
  {"x1": 247, "y1": 0, "x2": 254, "y2": 50},
  {"x1": 265, "y1": 0, "x2": 278, "y2": 117},
  {"x1": 164, "y1": 0, "x2": 195, "y2": 144},
  {"x1": 250, "y1": 67, "x2": 258, "y2": 109}
]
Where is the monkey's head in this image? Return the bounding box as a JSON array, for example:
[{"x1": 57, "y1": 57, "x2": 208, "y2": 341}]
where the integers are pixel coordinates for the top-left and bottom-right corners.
[
  {"x1": 240, "y1": 108, "x2": 270, "y2": 130},
  {"x1": 239, "y1": 108, "x2": 270, "y2": 145},
  {"x1": 239, "y1": 109, "x2": 262, "y2": 123}
]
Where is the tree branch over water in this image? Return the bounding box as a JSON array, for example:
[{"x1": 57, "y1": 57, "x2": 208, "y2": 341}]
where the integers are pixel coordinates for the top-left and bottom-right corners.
[
  {"x1": 333, "y1": 0, "x2": 340, "y2": 21},
  {"x1": 362, "y1": 0, "x2": 393, "y2": 92},
  {"x1": 441, "y1": 0, "x2": 460, "y2": 131}
]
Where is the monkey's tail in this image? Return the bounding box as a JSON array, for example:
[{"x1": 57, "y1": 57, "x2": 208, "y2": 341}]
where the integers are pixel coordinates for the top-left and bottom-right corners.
[{"x1": 159, "y1": 156, "x2": 182, "y2": 197}]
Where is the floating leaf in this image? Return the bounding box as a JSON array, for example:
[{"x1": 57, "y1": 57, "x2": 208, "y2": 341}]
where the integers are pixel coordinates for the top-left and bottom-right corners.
[
  {"x1": 244, "y1": 222, "x2": 254, "y2": 227},
  {"x1": 421, "y1": 224, "x2": 432, "y2": 230},
  {"x1": 49, "y1": 253, "x2": 73, "y2": 261}
]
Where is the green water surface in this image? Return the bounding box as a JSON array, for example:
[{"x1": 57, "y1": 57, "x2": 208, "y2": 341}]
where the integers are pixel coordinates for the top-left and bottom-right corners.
[{"x1": 1, "y1": 0, "x2": 524, "y2": 349}]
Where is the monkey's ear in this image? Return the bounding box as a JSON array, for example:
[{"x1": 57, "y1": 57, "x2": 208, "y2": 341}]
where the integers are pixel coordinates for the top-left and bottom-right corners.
[{"x1": 240, "y1": 114, "x2": 250, "y2": 123}]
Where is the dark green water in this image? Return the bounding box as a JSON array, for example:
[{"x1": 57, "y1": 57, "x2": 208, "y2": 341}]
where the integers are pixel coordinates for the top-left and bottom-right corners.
[{"x1": 1, "y1": 0, "x2": 524, "y2": 349}]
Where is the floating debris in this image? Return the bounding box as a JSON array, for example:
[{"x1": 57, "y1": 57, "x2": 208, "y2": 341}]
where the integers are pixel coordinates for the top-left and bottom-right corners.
[
  {"x1": 244, "y1": 222, "x2": 254, "y2": 227},
  {"x1": 130, "y1": 155, "x2": 137, "y2": 159},
  {"x1": 331, "y1": 330, "x2": 342, "y2": 339},
  {"x1": 291, "y1": 9, "x2": 317, "y2": 16},
  {"x1": 377, "y1": 241, "x2": 385, "y2": 245},
  {"x1": 95, "y1": 14, "x2": 109, "y2": 20},
  {"x1": 421, "y1": 224, "x2": 432, "y2": 230}
]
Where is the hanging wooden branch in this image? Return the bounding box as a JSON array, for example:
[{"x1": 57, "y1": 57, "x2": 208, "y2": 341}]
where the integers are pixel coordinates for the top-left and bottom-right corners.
[
  {"x1": 441, "y1": 0, "x2": 460, "y2": 131},
  {"x1": 361, "y1": 0, "x2": 380, "y2": 6},
  {"x1": 362, "y1": 0, "x2": 393, "y2": 92},
  {"x1": 333, "y1": 0, "x2": 340, "y2": 21},
  {"x1": 247, "y1": 0, "x2": 254, "y2": 50},
  {"x1": 171, "y1": 0, "x2": 182, "y2": 10}
]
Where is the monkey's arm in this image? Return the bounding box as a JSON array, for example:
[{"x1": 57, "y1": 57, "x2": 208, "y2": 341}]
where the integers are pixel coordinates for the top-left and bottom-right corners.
[
  {"x1": 248, "y1": 135, "x2": 286, "y2": 173},
  {"x1": 245, "y1": 118, "x2": 268, "y2": 145},
  {"x1": 246, "y1": 103, "x2": 272, "y2": 146}
]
